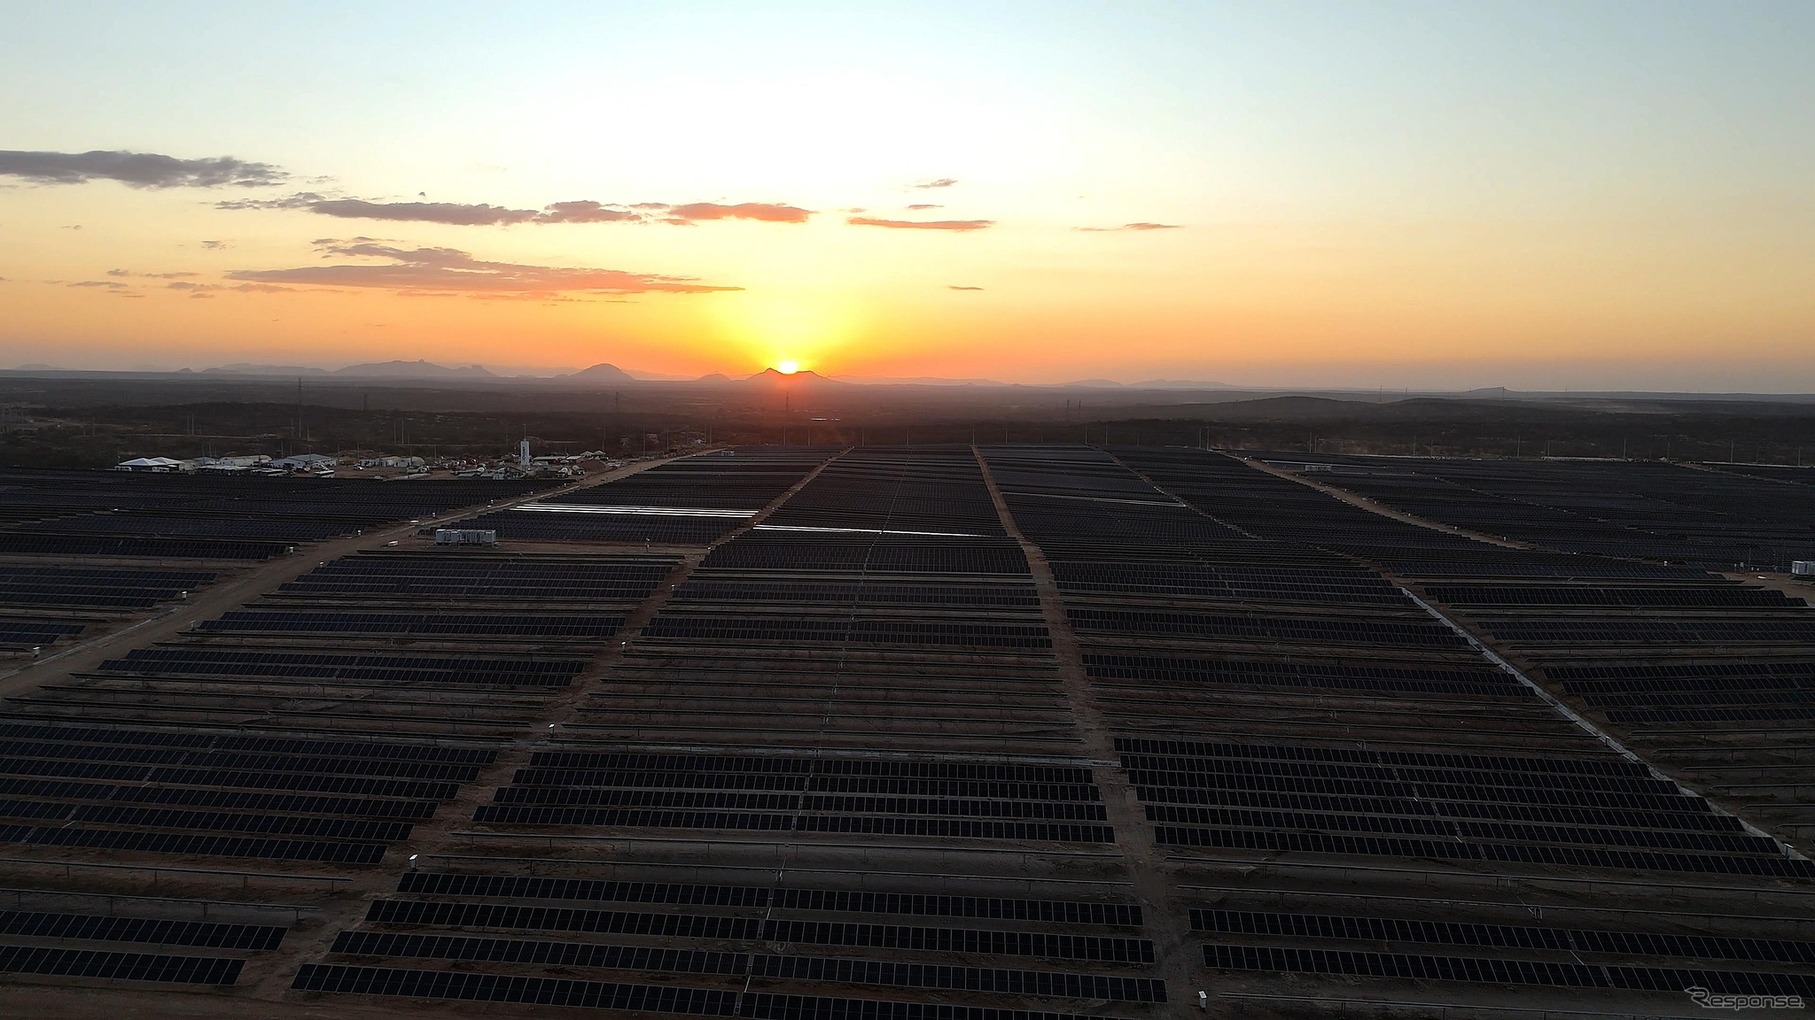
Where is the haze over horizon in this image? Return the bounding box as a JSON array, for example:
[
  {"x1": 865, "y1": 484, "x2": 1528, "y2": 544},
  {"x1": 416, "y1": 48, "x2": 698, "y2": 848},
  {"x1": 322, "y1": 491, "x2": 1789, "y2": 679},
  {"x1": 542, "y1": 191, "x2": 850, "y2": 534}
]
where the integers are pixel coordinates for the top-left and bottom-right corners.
[{"x1": 3, "y1": 2, "x2": 1811, "y2": 391}]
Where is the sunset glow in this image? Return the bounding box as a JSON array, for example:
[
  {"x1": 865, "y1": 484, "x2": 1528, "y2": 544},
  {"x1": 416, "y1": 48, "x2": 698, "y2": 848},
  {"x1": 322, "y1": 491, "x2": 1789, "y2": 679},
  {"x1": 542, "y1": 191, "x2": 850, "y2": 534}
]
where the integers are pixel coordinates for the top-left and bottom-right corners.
[{"x1": 2, "y1": 2, "x2": 1811, "y2": 389}]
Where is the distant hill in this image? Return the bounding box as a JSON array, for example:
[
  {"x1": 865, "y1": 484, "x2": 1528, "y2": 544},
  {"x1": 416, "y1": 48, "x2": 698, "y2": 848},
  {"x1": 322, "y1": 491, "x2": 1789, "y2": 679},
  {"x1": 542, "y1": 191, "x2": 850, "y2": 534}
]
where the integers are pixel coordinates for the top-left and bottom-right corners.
[
  {"x1": 696, "y1": 372, "x2": 731, "y2": 383},
  {"x1": 201, "y1": 363, "x2": 331, "y2": 376},
  {"x1": 564, "y1": 362, "x2": 635, "y2": 383},
  {"x1": 1061, "y1": 378, "x2": 1124, "y2": 388},
  {"x1": 334, "y1": 360, "x2": 495, "y2": 379},
  {"x1": 747, "y1": 368, "x2": 838, "y2": 384}
]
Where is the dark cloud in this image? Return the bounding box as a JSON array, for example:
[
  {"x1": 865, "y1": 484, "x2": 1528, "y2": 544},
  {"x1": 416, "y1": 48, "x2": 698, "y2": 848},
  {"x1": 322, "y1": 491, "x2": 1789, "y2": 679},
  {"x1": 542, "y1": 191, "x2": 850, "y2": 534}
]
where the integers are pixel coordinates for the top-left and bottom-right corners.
[
  {"x1": 947, "y1": 285, "x2": 985, "y2": 291},
  {"x1": 226, "y1": 240, "x2": 739, "y2": 295},
  {"x1": 536, "y1": 201, "x2": 638, "y2": 224},
  {"x1": 913, "y1": 177, "x2": 958, "y2": 189},
  {"x1": 310, "y1": 199, "x2": 541, "y2": 225},
  {"x1": 68, "y1": 280, "x2": 129, "y2": 289},
  {"x1": 1077, "y1": 221, "x2": 1183, "y2": 232},
  {"x1": 906, "y1": 203, "x2": 942, "y2": 210},
  {"x1": 664, "y1": 202, "x2": 811, "y2": 224},
  {"x1": 200, "y1": 240, "x2": 230, "y2": 250},
  {"x1": 848, "y1": 216, "x2": 993, "y2": 231},
  {"x1": 0, "y1": 149, "x2": 286, "y2": 188}
]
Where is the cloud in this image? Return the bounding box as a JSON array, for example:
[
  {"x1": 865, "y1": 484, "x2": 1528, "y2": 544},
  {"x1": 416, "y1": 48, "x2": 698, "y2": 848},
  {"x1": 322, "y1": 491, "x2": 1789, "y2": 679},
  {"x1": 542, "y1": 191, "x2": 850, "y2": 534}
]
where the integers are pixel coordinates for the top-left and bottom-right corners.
[
  {"x1": 847, "y1": 216, "x2": 994, "y2": 231},
  {"x1": 906, "y1": 203, "x2": 942, "y2": 210},
  {"x1": 536, "y1": 201, "x2": 638, "y2": 224},
  {"x1": 220, "y1": 194, "x2": 810, "y2": 226},
  {"x1": 108, "y1": 269, "x2": 200, "y2": 279},
  {"x1": 0, "y1": 149, "x2": 286, "y2": 188},
  {"x1": 68, "y1": 280, "x2": 129, "y2": 289},
  {"x1": 913, "y1": 177, "x2": 958, "y2": 189},
  {"x1": 226, "y1": 240, "x2": 740, "y2": 295},
  {"x1": 310, "y1": 199, "x2": 542, "y2": 225},
  {"x1": 200, "y1": 240, "x2": 230, "y2": 250},
  {"x1": 663, "y1": 202, "x2": 811, "y2": 224},
  {"x1": 947, "y1": 285, "x2": 985, "y2": 291},
  {"x1": 1077, "y1": 221, "x2": 1183, "y2": 232}
]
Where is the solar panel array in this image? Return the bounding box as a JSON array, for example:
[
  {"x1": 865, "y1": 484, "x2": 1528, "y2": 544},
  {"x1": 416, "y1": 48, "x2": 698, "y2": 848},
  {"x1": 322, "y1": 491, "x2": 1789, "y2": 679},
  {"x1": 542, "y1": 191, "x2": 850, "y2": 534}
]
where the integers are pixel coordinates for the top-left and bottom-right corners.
[
  {"x1": 452, "y1": 448, "x2": 832, "y2": 544},
  {"x1": 10, "y1": 445, "x2": 1815, "y2": 1014},
  {"x1": 968, "y1": 445, "x2": 1815, "y2": 1010},
  {"x1": 295, "y1": 446, "x2": 1163, "y2": 1017}
]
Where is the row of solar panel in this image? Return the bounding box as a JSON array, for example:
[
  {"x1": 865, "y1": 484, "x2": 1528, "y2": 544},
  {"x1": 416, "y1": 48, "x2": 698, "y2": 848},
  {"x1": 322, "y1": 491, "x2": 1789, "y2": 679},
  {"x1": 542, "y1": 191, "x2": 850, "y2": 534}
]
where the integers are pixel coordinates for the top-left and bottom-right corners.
[
  {"x1": 0, "y1": 722, "x2": 499, "y2": 762},
  {"x1": 327, "y1": 931, "x2": 1162, "y2": 1002},
  {"x1": 1423, "y1": 585, "x2": 1792, "y2": 608},
  {"x1": 1157, "y1": 825, "x2": 1815, "y2": 877},
  {"x1": 200, "y1": 610, "x2": 625, "y2": 637},
  {"x1": 476, "y1": 808, "x2": 1113, "y2": 842},
  {"x1": 676, "y1": 581, "x2": 1040, "y2": 608},
  {"x1": 0, "y1": 910, "x2": 284, "y2": 950},
  {"x1": 0, "y1": 945, "x2": 242, "y2": 985},
  {"x1": 450, "y1": 512, "x2": 739, "y2": 545},
  {"x1": 1480, "y1": 619, "x2": 1815, "y2": 644},
  {"x1": 1067, "y1": 608, "x2": 1465, "y2": 648},
  {"x1": 1194, "y1": 908, "x2": 1815, "y2": 964},
  {"x1": 0, "y1": 741, "x2": 489, "y2": 775},
  {"x1": 495, "y1": 780, "x2": 1102, "y2": 802},
  {"x1": 1204, "y1": 943, "x2": 1815, "y2": 995},
  {"x1": 0, "y1": 759, "x2": 463, "y2": 797},
  {"x1": 0, "y1": 801, "x2": 410, "y2": 842},
  {"x1": 1142, "y1": 804, "x2": 1768, "y2": 853},
  {"x1": 524, "y1": 753, "x2": 1095, "y2": 784},
  {"x1": 364, "y1": 901, "x2": 1154, "y2": 962},
  {"x1": 0, "y1": 778, "x2": 437, "y2": 819},
  {"x1": 101, "y1": 648, "x2": 587, "y2": 685},
  {"x1": 0, "y1": 620, "x2": 87, "y2": 646},
  {"x1": 293, "y1": 964, "x2": 1131, "y2": 1019},
  {"x1": 1137, "y1": 784, "x2": 1733, "y2": 830},
  {"x1": 1126, "y1": 771, "x2": 1705, "y2": 813},
  {"x1": 701, "y1": 547, "x2": 1031, "y2": 574},
  {"x1": 1117, "y1": 738, "x2": 1650, "y2": 775},
  {"x1": 642, "y1": 619, "x2": 1052, "y2": 648},
  {"x1": 0, "y1": 823, "x2": 386, "y2": 864},
  {"x1": 482, "y1": 791, "x2": 1107, "y2": 818},
  {"x1": 1122, "y1": 762, "x2": 1678, "y2": 801}
]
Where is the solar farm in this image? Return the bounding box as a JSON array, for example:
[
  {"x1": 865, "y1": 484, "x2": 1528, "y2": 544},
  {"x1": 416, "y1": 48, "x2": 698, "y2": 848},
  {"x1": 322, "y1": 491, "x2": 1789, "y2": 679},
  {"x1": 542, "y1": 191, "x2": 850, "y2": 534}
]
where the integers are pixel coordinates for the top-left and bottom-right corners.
[{"x1": 1, "y1": 447, "x2": 1813, "y2": 1018}]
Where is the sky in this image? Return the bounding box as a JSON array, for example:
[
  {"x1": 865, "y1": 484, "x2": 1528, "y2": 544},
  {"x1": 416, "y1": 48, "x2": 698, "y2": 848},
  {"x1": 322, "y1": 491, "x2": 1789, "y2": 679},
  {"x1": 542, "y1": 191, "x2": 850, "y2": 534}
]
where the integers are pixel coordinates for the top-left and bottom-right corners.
[{"x1": 2, "y1": 1, "x2": 1811, "y2": 389}]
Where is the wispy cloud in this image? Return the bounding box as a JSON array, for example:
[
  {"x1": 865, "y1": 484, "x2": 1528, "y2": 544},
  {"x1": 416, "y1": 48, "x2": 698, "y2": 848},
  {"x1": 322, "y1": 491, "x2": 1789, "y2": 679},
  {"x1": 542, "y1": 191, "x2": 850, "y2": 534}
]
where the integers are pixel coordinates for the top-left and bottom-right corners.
[
  {"x1": 663, "y1": 202, "x2": 811, "y2": 224},
  {"x1": 848, "y1": 216, "x2": 993, "y2": 231},
  {"x1": 220, "y1": 194, "x2": 811, "y2": 226},
  {"x1": 68, "y1": 280, "x2": 130, "y2": 289},
  {"x1": 1077, "y1": 221, "x2": 1182, "y2": 232},
  {"x1": 913, "y1": 177, "x2": 958, "y2": 189},
  {"x1": 226, "y1": 239, "x2": 740, "y2": 295},
  {"x1": 947, "y1": 285, "x2": 985, "y2": 291},
  {"x1": 107, "y1": 269, "x2": 200, "y2": 279},
  {"x1": 0, "y1": 149, "x2": 286, "y2": 188},
  {"x1": 906, "y1": 203, "x2": 942, "y2": 210},
  {"x1": 199, "y1": 240, "x2": 231, "y2": 250}
]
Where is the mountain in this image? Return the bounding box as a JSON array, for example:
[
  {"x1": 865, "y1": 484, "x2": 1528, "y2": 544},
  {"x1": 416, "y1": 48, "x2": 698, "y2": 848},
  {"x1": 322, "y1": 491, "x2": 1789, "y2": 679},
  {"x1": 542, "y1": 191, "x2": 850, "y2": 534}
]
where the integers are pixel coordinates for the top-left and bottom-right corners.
[
  {"x1": 565, "y1": 362, "x2": 635, "y2": 383},
  {"x1": 1127, "y1": 378, "x2": 1239, "y2": 390},
  {"x1": 746, "y1": 368, "x2": 838, "y2": 384},
  {"x1": 1059, "y1": 378, "x2": 1125, "y2": 388},
  {"x1": 695, "y1": 373, "x2": 731, "y2": 383},
  {"x1": 200, "y1": 363, "x2": 331, "y2": 376},
  {"x1": 333, "y1": 360, "x2": 496, "y2": 379}
]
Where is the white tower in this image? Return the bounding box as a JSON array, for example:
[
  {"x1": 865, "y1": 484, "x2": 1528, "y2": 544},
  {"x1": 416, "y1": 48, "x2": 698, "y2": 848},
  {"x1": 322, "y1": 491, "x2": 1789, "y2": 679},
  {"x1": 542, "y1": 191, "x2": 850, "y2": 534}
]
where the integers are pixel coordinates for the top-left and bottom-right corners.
[{"x1": 519, "y1": 439, "x2": 530, "y2": 467}]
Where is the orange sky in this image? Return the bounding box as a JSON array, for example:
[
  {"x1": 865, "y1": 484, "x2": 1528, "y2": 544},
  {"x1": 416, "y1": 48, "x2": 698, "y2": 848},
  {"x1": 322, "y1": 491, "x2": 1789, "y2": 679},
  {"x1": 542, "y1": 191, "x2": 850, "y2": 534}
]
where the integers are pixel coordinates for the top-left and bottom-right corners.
[{"x1": 3, "y1": 3, "x2": 1812, "y2": 389}]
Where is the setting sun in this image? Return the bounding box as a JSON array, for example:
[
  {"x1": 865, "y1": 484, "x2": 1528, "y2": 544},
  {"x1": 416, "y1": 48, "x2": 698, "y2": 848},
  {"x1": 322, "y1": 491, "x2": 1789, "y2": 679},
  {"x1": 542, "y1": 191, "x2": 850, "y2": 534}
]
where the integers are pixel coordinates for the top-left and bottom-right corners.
[{"x1": 776, "y1": 360, "x2": 799, "y2": 375}]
